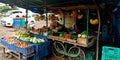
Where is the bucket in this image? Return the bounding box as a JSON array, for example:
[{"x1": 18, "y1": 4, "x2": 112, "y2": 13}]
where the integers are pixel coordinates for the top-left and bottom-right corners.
[
  {"x1": 13, "y1": 18, "x2": 20, "y2": 28},
  {"x1": 20, "y1": 18, "x2": 26, "y2": 28}
]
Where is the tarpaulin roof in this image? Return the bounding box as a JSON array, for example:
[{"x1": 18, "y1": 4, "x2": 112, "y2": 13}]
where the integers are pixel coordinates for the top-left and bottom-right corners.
[
  {"x1": 0, "y1": 0, "x2": 95, "y2": 7},
  {"x1": 0, "y1": 0, "x2": 96, "y2": 13},
  {"x1": 0, "y1": 0, "x2": 119, "y2": 6},
  {"x1": 0, "y1": 0, "x2": 120, "y2": 13}
]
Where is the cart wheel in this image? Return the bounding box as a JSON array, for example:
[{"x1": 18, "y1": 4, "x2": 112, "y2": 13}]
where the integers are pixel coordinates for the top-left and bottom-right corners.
[
  {"x1": 68, "y1": 46, "x2": 85, "y2": 60},
  {"x1": 52, "y1": 41, "x2": 65, "y2": 58}
]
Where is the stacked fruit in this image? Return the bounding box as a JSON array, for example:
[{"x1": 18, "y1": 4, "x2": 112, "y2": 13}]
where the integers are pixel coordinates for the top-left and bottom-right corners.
[
  {"x1": 16, "y1": 42, "x2": 29, "y2": 48},
  {"x1": 15, "y1": 31, "x2": 45, "y2": 44},
  {"x1": 78, "y1": 31, "x2": 87, "y2": 38},
  {"x1": 15, "y1": 30, "x2": 32, "y2": 38},
  {"x1": 20, "y1": 37, "x2": 45, "y2": 44},
  {"x1": 3, "y1": 37, "x2": 20, "y2": 44}
]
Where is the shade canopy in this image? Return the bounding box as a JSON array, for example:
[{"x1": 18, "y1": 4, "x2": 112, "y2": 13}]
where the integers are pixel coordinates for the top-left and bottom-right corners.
[{"x1": 0, "y1": 0, "x2": 119, "y2": 13}]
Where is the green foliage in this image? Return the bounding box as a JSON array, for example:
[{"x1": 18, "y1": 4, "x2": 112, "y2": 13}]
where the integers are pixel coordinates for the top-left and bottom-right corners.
[
  {"x1": 0, "y1": 6, "x2": 18, "y2": 13},
  {"x1": 0, "y1": 6, "x2": 11, "y2": 13},
  {"x1": 0, "y1": 5, "x2": 18, "y2": 18}
]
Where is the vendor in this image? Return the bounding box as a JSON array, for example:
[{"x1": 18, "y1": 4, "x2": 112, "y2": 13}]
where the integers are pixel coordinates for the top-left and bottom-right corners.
[
  {"x1": 27, "y1": 21, "x2": 35, "y2": 30},
  {"x1": 49, "y1": 20, "x2": 67, "y2": 32}
]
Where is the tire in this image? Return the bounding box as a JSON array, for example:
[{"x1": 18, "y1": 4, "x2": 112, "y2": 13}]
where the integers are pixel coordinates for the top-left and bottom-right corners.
[
  {"x1": 68, "y1": 46, "x2": 85, "y2": 60},
  {"x1": 52, "y1": 41, "x2": 65, "y2": 58}
]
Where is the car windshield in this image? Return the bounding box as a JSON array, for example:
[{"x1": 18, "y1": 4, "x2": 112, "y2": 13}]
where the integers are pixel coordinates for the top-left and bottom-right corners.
[
  {"x1": 6, "y1": 10, "x2": 23, "y2": 17},
  {"x1": 12, "y1": 11, "x2": 22, "y2": 14}
]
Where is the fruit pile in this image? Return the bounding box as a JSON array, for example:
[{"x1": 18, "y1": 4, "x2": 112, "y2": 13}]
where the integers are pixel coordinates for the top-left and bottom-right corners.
[
  {"x1": 3, "y1": 37, "x2": 20, "y2": 44},
  {"x1": 19, "y1": 37, "x2": 45, "y2": 44},
  {"x1": 78, "y1": 31, "x2": 87, "y2": 38},
  {"x1": 16, "y1": 42, "x2": 29, "y2": 48},
  {"x1": 15, "y1": 30, "x2": 33, "y2": 37},
  {"x1": 15, "y1": 31, "x2": 45, "y2": 44}
]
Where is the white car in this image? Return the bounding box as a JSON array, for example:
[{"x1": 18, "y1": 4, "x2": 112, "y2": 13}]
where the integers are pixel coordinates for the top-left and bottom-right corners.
[
  {"x1": 1, "y1": 17, "x2": 13, "y2": 26},
  {"x1": 0, "y1": 10, "x2": 36, "y2": 27}
]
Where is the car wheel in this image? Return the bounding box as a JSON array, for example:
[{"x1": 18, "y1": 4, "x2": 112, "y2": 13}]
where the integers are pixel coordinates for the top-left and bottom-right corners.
[{"x1": 1, "y1": 23, "x2": 6, "y2": 27}]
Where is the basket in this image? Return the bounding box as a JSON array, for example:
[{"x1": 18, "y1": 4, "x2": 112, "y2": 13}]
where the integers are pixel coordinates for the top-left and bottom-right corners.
[
  {"x1": 77, "y1": 38, "x2": 87, "y2": 46},
  {"x1": 77, "y1": 36, "x2": 94, "y2": 46},
  {"x1": 101, "y1": 46, "x2": 120, "y2": 60}
]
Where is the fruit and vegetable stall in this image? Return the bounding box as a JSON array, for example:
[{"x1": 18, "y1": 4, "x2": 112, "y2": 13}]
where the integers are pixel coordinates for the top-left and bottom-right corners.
[
  {"x1": 0, "y1": 31, "x2": 51, "y2": 60},
  {"x1": 0, "y1": 5, "x2": 100, "y2": 60},
  {"x1": 30, "y1": 4, "x2": 100, "y2": 60}
]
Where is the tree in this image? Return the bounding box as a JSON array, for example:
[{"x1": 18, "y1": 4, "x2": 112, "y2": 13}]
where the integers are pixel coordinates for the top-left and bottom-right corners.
[{"x1": 0, "y1": 5, "x2": 18, "y2": 13}]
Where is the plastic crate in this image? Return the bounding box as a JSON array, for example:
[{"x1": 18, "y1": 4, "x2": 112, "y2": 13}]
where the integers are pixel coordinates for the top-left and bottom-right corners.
[
  {"x1": 0, "y1": 38, "x2": 35, "y2": 55},
  {"x1": 20, "y1": 18, "x2": 26, "y2": 28},
  {"x1": 33, "y1": 34, "x2": 51, "y2": 60},
  {"x1": 33, "y1": 34, "x2": 48, "y2": 42},
  {"x1": 35, "y1": 42, "x2": 51, "y2": 60},
  {"x1": 22, "y1": 55, "x2": 35, "y2": 60},
  {"x1": 14, "y1": 42, "x2": 35, "y2": 55},
  {"x1": 0, "y1": 38, "x2": 16, "y2": 50},
  {"x1": 76, "y1": 51, "x2": 95, "y2": 60},
  {"x1": 101, "y1": 46, "x2": 120, "y2": 60},
  {"x1": 13, "y1": 18, "x2": 20, "y2": 28}
]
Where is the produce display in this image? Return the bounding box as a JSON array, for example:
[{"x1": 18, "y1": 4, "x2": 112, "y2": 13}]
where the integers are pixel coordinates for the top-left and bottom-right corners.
[
  {"x1": 3, "y1": 37, "x2": 20, "y2": 44},
  {"x1": 15, "y1": 30, "x2": 32, "y2": 37},
  {"x1": 16, "y1": 31, "x2": 45, "y2": 44},
  {"x1": 78, "y1": 31, "x2": 87, "y2": 38},
  {"x1": 52, "y1": 36, "x2": 59, "y2": 39},
  {"x1": 19, "y1": 37, "x2": 45, "y2": 44},
  {"x1": 16, "y1": 42, "x2": 29, "y2": 48}
]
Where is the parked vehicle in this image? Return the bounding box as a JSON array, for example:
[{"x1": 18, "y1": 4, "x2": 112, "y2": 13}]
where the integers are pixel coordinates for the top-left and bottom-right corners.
[{"x1": 0, "y1": 10, "x2": 36, "y2": 27}]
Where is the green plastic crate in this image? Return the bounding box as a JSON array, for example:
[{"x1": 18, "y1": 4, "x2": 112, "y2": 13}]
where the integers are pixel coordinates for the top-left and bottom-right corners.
[
  {"x1": 76, "y1": 51, "x2": 95, "y2": 60},
  {"x1": 101, "y1": 46, "x2": 120, "y2": 60}
]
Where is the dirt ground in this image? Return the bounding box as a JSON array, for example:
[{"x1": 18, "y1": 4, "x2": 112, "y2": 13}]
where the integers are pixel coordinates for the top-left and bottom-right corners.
[{"x1": 0, "y1": 21, "x2": 66, "y2": 60}]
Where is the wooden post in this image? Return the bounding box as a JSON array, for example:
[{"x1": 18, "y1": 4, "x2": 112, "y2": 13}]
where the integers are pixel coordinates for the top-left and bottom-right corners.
[{"x1": 44, "y1": 0, "x2": 48, "y2": 32}]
